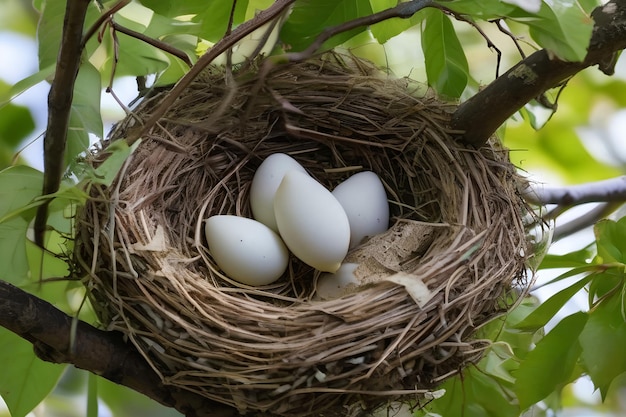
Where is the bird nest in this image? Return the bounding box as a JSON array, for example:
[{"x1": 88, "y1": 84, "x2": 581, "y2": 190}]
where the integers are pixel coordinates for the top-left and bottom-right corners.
[{"x1": 75, "y1": 53, "x2": 532, "y2": 417}]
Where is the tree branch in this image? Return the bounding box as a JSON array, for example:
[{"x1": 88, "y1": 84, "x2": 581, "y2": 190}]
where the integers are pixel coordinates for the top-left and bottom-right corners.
[
  {"x1": 451, "y1": 0, "x2": 626, "y2": 147},
  {"x1": 525, "y1": 176, "x2": 626, "y2": 206},
  {"x1": 34, "y1": 0, "x2": 91, "y2": 247},
  {"x1": 523, "y1": 176, "x2": 626, "y2": 241},
  {"x1": 0, "y1": 280, "x2": 235, "y2": 417},
  {"x1": 285, "y1": 0, "x2": 434, "y2": 62},
  {"x1": 552, "y1": 202, "x2": 622, "y2": 242}
]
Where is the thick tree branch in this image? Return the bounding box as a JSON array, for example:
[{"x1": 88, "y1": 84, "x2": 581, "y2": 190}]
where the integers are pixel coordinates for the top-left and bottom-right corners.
[
  {"x1": 523, "y1": 176, "x2": 626, "y2": 241},
  {"x1": 451, "y1": 0, "x2": 626, "y2": 147},
  {"x1": 0, "y1": 280, "x2": 235, "y2": 417},
  {"x1": 525, "y1": 176, "x2": 626, "y2": 206},
  {"x1": 34, "y1": 0, "x2": 91, "y2": 247}
]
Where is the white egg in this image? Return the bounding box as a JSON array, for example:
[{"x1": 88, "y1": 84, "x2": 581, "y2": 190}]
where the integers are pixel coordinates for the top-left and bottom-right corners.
[
  {"x1": 250, "y1": 153, "x2": 308, "y2": 232},
  {"x1": 204, "y1": 215, "x2": 289, "y2": 286},
  {"x1": 316, "y1": 263, "x2": 360, "y2": 300},
  {"x1": 332, "y1": 171, "x2": 389, "y2": 248},
  {"x1": 274, "y1": 170, "x2": 350, "y2": 273}
]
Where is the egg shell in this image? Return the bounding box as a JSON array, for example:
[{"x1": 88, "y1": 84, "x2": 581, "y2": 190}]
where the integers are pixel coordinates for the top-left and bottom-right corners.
[
  {"x1": 332, "y1": 171, "x2": 389, "y2": 248},
  {"x1": 274, "y1": 170, "x2": 350, "y2": 273},
  {"x1": 316, "y1": 263, "x2": 360, "y2": 300},
  {"x1": 205, "y1": 215, "x2": 289, "y2": 286},
  {"x1": 250, "y1": 153, "x2": 308, "y2": 232}
]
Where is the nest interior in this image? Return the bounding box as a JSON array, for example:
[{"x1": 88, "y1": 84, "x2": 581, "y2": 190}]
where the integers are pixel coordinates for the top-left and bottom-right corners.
[{"x1": 75, "y1": 53, "x2": 531, "y2": 417}]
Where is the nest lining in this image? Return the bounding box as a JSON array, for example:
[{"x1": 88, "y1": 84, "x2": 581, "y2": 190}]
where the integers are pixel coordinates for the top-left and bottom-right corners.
[{"x1": 75, "y1": 53, "x2": 531, "y2": 417}]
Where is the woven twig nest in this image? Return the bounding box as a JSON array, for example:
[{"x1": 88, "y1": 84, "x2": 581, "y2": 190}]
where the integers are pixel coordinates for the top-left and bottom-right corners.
[{"x1": 75, "y1": 53, "x2": 531, "y2": 417}]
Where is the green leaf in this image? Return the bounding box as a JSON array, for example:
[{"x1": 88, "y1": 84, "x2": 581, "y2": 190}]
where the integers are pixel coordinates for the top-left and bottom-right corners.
[
  {"x1": 539, "y1": 244, "x2": 595, "y2": 269},
  {"x1": 193, "y1": 0, "x2": 249, "y2": 42},
  {"x1": 83, "y1": 2, "x2": 199, "y2": 84},
  {"x1": 514, "y1": 312, "x2": 587, "y2": 410},
  {"x1": 97, "y1": 375, "x2": 182, "y2": 417},
  {"x1": 0, "y1": 0, "x2": 37, "y2": 35},
  {"x1": 36, "y1": 0, "x2": 100, "y2": 70},
  {"x1": 587, "y1": 268, "x2": 623, "y2": 303},
  {"x1": 483, "y1": 343, "x2": 517, "y2": 384},
  {"x1": 153, "y1": 35, "x2": 197, "y2": 86},
  {"x1": 595, "y1": 218, "x2": 626, "y2": 264},
  {"x1": 87, "y1": 373, "x2": 98, "y2": 417},
  {"x1": 579, "y1": 293, "x2": 626, "y2": 399},
  {"x1": 417, "y1": 366, "x2": 520, "y2": 417},
  {"x1": 0, "y1": 327, "x2": 66, "y2": 417},
  {"x1": 509, "y1": 2, "x2": 594, "y2": 62},
  {"x1": 88, "y1": 20, "x2": 169, "y2": 80},
  {"x1": 95, "y1": 139, "x2": 137, "y2": 185},
  {"x1": 0, "y1": 166, "x2": 43, "y2": 285},
  {"x1": 0, "y1": 87, "x2": 36, "y2": 168},
  {"x1": 533, "y1": 264, "x2": 600, "y2": 290},
  {"x1": 420, "y1": 297, "x2": 542, "y2": 417},
  {"x1": 421, "y1": 9, "x2": 469, "y2": 98},
  {"x1": 138, "y1": 0, "x2": 212, "y2": 18},
  {"x1": 35, "y1": 0, "x2": 65, "y2": 70},
  {"x1": 0, "y1": 102, "x2": 35, "y2": 148},
  {"x1": 66, "y1": 63, "x2": 103, "y2": 168},
  {"x1": 448, "y1": 0, "x2": 593, "y2": 61},
  {"x1": 280, "y1": 0, "x2": 374, "y2": 52},
  {"x1": 445, "y1": 0, "x2": 517, "y2": 19},
  {"x1": 6, "y1": 65, "x2": 55, "y2": 102},
  {"x1": 479, "y1": 296, "x2": 540, "y2": 363},
  {"x1": 368, "y1": 0, "x2": 419, "y2": 44},
  {"x1": 514, "y1": 274, "x2": 593, "y2": 331},
  {"x1": 26, "y1": 240, "x2": 70, "y2": 284}
]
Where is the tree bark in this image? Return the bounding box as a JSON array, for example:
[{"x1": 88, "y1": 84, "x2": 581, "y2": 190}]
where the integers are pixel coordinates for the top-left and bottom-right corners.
[
  {"x1": 0, "y1": 280, "x2": 234, "y2": 417},
  {"x1": 34, "y1": 0, "x2": 92, "y2": 247},
  {"x1": 451, "y1": 0, "x2": 626, "y2": 147}
]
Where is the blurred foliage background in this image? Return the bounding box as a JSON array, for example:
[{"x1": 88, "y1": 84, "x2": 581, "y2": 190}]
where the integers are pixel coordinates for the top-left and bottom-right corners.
[{"x1": 1, "y1": 0, "x2": 626, "y2": 416}]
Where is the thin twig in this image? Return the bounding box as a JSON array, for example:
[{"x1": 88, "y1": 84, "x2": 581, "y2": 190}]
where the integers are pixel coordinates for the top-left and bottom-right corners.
[
  {"x1": 82, "y1": 0, "x2": 130, "y2": 47},
  {"x1": 286, "y1": 0, "x2": 435, "y2": 62},
  {"x1": 126, "y1": 0, "x2": 297, "y2": 145},
  {"x1": 492, "y1": 19, "x2": 526, "y2": 59},
  {"x1": 432, "y1": 5, "x2": 503, "y2": 79},
  {"x1": 224, "y1": 0, "x2": 238, "y2": 80},
  {"x1": 112, "y1": 22, "x2": 193, "y2": 68},
  {"x1": 552, "y1": 202, "x2": 623, "y2": 242}
]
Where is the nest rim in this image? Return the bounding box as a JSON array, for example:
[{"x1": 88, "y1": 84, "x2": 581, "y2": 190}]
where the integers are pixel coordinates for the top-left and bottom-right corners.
[{"x1": 75, "y1": 53, "x2": 532, "y2": 417}]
